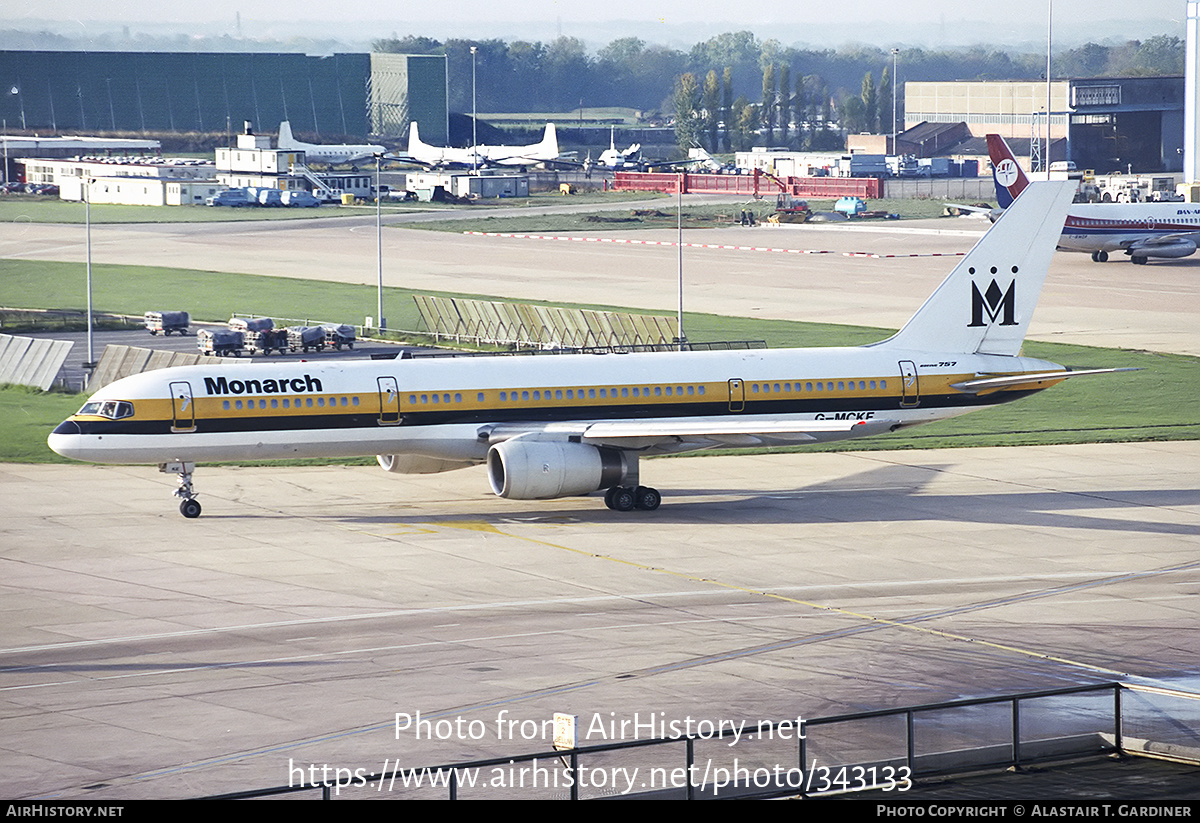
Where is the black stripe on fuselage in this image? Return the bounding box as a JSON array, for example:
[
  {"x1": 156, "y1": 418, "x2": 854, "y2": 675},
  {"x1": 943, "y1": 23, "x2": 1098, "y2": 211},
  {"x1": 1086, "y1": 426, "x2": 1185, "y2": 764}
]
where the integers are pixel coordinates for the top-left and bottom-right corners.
[{"x1": 66, "y1": 390, "x2": 1040, "y2": 437}]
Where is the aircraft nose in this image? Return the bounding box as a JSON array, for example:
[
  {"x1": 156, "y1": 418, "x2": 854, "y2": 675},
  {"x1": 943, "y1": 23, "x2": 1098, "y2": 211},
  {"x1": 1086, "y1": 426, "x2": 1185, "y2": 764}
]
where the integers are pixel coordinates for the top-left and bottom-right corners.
[{"x1": 48, "y1": 420, "x2": 81, "y2": 458}]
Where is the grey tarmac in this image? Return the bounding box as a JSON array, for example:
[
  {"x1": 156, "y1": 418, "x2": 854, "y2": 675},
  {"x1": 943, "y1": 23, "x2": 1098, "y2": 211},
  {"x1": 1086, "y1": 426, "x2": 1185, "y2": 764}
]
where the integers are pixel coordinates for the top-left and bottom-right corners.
[{"x1": 0, "y1": 442, "x2": 1197, "y2": 798}]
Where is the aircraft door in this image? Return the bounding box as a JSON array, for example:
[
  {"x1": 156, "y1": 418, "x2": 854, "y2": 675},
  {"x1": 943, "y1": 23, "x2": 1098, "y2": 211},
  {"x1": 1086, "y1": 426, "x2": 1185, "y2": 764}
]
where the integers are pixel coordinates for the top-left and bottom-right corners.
[
  {"x1": 898, "y1": 361, "x2": 920, "y2": 408},
  {"x1": 169, "y1": 381, "x2": 196, "y2": 432},
  {"x1": 728, "y1": 379, "x2": 745, "y2": 412},
  {"x1": 377, "y1": 376, "x2": 400, "y2": 425}
]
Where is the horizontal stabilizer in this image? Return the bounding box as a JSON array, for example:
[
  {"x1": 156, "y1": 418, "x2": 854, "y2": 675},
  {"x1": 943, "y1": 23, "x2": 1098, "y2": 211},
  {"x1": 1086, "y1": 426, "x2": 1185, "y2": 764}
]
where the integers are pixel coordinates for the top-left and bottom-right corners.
[{"x1": 951, "y1": 367, "x2": 1139, "y2": 394}]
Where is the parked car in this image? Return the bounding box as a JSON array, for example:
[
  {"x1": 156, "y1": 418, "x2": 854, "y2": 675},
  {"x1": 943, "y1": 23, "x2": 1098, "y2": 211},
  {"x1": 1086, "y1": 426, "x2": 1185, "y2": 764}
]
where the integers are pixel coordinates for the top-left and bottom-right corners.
[
  {"x1": 281, "y1": 191, "x2": 321, "y2": 208},
  {"x1": 207, "y1": 189, "x2": 255, "y2": 207}
]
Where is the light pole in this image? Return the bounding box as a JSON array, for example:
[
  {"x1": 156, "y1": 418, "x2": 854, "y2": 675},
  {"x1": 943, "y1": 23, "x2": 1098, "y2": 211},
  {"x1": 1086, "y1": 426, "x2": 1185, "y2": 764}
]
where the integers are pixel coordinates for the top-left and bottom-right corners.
[
  {"x1": 85, "y1": 178, "x2": 95, "y2": 373},
  {"x1": 470, "y1": 46, "x2": 478, "y2": 175},
  {"x1": 1045, "y1": 0, "x2": 1053, "y2": 171},
  {"x1": 891, "y1": 49, "x2": 900, "y2": 152},
  {"x1": 375, "y1": 152, "x2": 384, "y2": 332},
  {"x1": 677, "y1": 173, "x2": 685, "y2": 351}
]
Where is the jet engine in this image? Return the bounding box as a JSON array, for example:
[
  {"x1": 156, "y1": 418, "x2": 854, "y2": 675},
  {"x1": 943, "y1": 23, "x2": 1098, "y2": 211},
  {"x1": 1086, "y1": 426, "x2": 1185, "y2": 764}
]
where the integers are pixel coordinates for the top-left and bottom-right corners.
[
  {"x1": 1130, "y1": 240, "x2": 1197, "y2": 260},
  {"x1": 487, "y1": 438, "x2": 635, "y2": 499}
]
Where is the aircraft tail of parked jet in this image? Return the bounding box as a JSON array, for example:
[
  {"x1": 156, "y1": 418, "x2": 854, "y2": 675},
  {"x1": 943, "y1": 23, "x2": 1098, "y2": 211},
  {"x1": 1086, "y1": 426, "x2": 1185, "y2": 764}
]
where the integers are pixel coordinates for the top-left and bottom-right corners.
[{"x1": 987, "y1": 133, "x2": 1031, "y2": 208}]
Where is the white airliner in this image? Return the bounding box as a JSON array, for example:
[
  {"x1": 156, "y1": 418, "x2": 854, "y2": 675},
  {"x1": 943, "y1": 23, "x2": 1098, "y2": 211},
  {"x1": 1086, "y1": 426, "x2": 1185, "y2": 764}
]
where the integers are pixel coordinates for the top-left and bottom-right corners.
[
  {"x1": 988, "y1": 133, "x2": 1200, "y2": 264},
  {"x1": 49, "y1": 182, "x2": 1124, "y2": 518},
  {"x1": 277, "y1": 122, "x2": 386, "y2": 165},
  {"x1": 591, "y1": 127, "x2": 642, "y2": 170},
  {"x1": 406, "y1": 122, "x2": 560, "y2": 169}
]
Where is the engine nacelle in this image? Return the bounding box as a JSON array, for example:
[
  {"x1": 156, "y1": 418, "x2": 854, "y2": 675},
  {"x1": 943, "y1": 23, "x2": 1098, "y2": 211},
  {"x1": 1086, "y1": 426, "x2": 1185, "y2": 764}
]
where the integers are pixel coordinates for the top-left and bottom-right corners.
[
  {"x1": 377, "y1": 453, "x2": 475, "y2": 474},
  {"x1": 487, "y1": 439, "x2": 635, "y2": 499},
  {"x1": 1131, "y1": 240, "x2": 1197, "y2": 259}
]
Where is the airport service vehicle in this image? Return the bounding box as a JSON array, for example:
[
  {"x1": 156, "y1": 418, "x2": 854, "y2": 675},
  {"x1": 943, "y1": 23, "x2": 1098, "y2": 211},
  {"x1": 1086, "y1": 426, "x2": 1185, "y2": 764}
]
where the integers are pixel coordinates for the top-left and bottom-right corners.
[
  {"x1": 196, "y1": 329, "x2": 244, "y2": 357},
  {"x1": 320, "y1": 324, "x2": 356, "y2": 351},
  {"x1": 50, "y1": 183, "x2": 1130, "y2": 519},
  {"x1": 280, "y1": 191, "x2": 321, "y2": 208},
  {"x1": 229, "y1": 317, "x2": 288, "y2": 355},
  {"x1": 989, "y1": 133, "x2": 1200, "y2": 264},
  {"x1": 287, "y1": 326, "x2": 326, "y2": 353},
  {"x1": 144, "y1": 311, "x2": 189, "y2": 336},
  {"x1": 206, "y1": 189, "x2": 255, "y2": 207}
]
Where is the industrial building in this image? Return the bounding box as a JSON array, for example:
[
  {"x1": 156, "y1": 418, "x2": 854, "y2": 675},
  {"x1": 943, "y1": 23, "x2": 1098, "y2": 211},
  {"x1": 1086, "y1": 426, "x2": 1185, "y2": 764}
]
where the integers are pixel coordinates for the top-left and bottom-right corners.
[
  {"x1": 904, "y1": 77, "x2": 1185, "y2": 173},
  {"x1": 0, "y1": 51, "x2": 447, "y2": 145}
]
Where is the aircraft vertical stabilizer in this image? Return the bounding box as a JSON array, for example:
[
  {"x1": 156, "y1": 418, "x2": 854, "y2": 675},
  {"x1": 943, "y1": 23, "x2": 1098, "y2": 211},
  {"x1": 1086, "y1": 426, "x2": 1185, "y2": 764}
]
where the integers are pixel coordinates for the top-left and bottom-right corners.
[
  {"x1": 278, "y1": 121, "x2": 295, "y2": 149},
  {"x1": 540, "y1": 123, "x2": 558, "y2": 156},
  {"x1": 988, "y1": 133, "x2": 1031, "y2": 208},
  {"x1": 878, "y1": 181, "x2": 1075, "y2": 357}
]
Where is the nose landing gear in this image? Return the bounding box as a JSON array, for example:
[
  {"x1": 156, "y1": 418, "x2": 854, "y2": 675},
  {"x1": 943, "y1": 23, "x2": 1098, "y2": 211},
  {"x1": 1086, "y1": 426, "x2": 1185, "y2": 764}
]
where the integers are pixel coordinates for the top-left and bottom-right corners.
[{"x1": 161, "y1": 461, "x2": 202, "y2": 518}]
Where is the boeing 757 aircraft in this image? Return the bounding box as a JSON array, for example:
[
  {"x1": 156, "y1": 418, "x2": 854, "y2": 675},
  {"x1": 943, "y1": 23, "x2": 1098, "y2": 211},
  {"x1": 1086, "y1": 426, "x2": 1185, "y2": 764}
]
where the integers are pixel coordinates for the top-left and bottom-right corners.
[{"x1": 50, "y1": 182, "x2": 1126, "y2": 518}]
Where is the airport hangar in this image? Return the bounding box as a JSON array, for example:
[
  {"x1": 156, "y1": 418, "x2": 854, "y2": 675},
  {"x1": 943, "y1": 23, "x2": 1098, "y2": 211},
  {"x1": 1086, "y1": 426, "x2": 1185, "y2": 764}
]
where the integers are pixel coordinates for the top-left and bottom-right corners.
[
  {"x1": 0, "y1": 50, "x2": 448, "y2": 143},
  {"x1": 903, "y1": 77, "x2": 1185, "y2": 174}
]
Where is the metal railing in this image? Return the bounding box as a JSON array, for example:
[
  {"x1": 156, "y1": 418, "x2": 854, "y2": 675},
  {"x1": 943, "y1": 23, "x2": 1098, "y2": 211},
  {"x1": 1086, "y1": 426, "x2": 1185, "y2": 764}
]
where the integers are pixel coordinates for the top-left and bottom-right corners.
[{"x1": 202, "y1": 682, "x2": 1200, "y2": 800}]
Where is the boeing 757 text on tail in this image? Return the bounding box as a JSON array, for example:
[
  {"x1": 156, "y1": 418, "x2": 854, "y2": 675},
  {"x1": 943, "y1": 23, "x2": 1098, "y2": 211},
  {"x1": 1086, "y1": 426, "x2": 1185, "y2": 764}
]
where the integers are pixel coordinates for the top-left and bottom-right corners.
[{"x1": 50, "y1": 182, "x2": 1128, "y2": 517}]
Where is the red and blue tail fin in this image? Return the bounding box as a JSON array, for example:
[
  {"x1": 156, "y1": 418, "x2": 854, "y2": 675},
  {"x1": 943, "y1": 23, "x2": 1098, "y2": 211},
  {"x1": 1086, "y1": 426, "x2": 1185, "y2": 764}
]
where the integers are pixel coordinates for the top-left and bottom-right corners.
[{"x1": 986, "y1": 133, "x2": 1030, "y2": 208}]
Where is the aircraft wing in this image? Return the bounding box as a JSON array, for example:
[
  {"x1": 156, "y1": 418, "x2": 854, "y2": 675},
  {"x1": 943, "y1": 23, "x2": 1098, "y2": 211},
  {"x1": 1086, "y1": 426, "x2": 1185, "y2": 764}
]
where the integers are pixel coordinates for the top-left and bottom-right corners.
[
  {"x1": 482, "y1": 417, "x2": 900, "y2": 452},
  {"x1": 945, "y1": 202, "x2": 1002, "y2": 221}
]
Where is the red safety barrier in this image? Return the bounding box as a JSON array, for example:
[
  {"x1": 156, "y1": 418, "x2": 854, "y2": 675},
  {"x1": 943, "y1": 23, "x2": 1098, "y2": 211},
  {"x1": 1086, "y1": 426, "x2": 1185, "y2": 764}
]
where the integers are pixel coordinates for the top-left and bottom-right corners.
[{"x1": 612, "y1": 171, "x2": 881, "y2": 199}]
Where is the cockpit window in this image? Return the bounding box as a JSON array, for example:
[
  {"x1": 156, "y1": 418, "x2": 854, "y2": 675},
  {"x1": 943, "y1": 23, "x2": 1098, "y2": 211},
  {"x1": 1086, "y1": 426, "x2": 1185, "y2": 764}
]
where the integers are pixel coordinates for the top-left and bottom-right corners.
[{"x1": 78, "y1": 400, "x2": 134, "y2": 420}]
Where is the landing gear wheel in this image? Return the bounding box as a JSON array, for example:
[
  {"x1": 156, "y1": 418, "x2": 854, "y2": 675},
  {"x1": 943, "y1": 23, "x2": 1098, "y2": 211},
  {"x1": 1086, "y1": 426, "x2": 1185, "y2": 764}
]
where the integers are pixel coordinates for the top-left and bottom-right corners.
[
  {"x1": 179, "y1": 498, "x2": 202, "y2": 518},
  {"x1": 1131, "y1": 255, "x2": 1147, "y2": 265},
  {"x1": 605, "y1": 486, "x2": 636, "y2": 512},
  {"x1": 634, "y1": 486, "x2": 661, "y2": 511},
  {"x1": 1097, "y1": 250, "x2": 1108, "y2": 262}
]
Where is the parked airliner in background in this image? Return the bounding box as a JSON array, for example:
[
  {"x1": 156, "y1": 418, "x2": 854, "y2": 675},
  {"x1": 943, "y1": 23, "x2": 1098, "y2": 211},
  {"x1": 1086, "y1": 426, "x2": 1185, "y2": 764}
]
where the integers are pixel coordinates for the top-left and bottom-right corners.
[
  {"x1": 49, "y1": 182, "x2": 1128, "y2": 518},
  {"x1": 988, "y1": 133, "x2": 1200, "y2": 264},
  {"x1": 276, "y1": 122, "x2": 386, "y2": 165},
  {"x1": 406, "y1": 122, "x2": 561, "y2": 169}
]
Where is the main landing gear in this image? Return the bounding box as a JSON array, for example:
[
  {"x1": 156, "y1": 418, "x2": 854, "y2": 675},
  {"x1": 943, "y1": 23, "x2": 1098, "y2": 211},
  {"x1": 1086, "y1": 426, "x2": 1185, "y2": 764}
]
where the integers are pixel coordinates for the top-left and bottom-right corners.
[
  {"x1": 161, "y1": 461, "x2": 202, "y2": 518},
  {"x1": 604, "y1": 485, "x2": 662, "y2": 512}
]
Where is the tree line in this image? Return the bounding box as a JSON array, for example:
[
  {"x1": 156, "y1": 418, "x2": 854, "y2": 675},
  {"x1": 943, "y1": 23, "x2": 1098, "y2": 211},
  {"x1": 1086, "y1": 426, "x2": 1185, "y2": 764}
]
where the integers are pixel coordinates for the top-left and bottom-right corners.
[{"x1": 374, "y1": 31, "x2": 1183, "y2": 122}]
